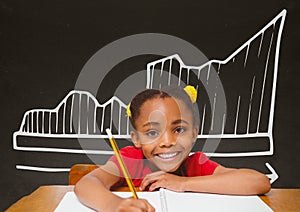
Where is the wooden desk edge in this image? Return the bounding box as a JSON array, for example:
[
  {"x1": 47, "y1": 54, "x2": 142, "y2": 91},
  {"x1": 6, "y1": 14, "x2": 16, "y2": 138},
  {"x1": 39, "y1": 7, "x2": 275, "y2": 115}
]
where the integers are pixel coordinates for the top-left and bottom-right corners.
[{"x1": 6, "y1": 185, "x2": 74, "y2": 212}]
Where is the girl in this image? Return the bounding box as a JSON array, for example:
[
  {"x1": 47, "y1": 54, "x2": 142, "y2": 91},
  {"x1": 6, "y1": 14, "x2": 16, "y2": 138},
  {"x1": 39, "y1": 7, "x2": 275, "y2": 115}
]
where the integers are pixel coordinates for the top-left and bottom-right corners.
[{"x1": 75, "y1": 85, "x2": 271, "y2": 211}]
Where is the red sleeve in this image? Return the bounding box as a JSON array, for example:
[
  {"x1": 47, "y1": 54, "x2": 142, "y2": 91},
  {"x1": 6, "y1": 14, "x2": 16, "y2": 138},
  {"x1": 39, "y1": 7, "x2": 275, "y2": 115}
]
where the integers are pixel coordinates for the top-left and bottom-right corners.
[{"x1": 108, "y1": 146, "x2": 143, "y2": 178}]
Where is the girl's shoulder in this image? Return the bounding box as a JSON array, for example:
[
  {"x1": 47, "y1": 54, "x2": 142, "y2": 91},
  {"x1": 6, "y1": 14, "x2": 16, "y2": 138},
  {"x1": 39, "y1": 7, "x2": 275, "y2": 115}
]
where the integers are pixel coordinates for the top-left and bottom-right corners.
[
  {"x1": 184, "y1": 152, "x2": 219, "y2": 176},
  {"x1": 120, "y1": 146, "x2": 144, "y2": 159},
  {"x1": 187, "y1": 152, "x2": 217, "y2": 166},
  {"x1": 188, "y1": 151, "x2": 207, "y2": 160}
]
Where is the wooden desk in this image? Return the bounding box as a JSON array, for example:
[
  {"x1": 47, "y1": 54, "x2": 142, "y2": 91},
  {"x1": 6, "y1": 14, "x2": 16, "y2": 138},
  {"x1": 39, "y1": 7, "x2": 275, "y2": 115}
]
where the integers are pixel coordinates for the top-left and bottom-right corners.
[{"x1": 6, "y1": 186, "x2": 300, "y2": 212}]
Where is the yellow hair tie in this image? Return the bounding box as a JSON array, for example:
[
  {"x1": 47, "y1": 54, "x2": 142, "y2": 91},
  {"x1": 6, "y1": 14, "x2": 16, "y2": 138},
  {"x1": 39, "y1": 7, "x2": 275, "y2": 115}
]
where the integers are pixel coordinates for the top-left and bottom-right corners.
[
  {"x1": 184, "y1": 85, "x2": 197, "y2": 103},
  {"x1": 126, "y1": 103, "x2": 132, "y2": 117}
]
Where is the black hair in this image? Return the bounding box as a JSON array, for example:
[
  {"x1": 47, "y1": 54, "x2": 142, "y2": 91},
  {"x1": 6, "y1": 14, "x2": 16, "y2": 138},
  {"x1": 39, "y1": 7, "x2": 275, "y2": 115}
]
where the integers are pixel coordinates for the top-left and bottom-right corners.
[{"x1": 129, "y1": 85, "x2": 199, "y2": 129}]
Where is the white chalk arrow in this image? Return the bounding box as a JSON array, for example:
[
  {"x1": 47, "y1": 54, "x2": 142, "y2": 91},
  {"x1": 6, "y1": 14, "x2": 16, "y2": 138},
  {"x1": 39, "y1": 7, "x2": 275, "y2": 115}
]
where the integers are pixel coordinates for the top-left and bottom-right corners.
[{"x1": 265, "y1": 162, "x2": 278, "y2": 184}]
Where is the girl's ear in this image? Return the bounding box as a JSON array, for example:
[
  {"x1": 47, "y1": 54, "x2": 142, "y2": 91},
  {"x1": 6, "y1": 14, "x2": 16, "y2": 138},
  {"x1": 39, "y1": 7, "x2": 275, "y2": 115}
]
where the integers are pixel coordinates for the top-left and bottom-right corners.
[
  {"x1": 192, "y1": 126, "x2": 199, "y2": 142},
  {"x1": 130, "y1": 131, "x2": 142, "y2": 148}
]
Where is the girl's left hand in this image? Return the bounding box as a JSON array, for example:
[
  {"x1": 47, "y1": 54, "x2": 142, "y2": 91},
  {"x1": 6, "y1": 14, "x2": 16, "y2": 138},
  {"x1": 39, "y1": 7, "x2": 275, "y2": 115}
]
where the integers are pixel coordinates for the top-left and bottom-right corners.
[{"x1": 140, "y1": 171, "x2": 187, "y2": 192}]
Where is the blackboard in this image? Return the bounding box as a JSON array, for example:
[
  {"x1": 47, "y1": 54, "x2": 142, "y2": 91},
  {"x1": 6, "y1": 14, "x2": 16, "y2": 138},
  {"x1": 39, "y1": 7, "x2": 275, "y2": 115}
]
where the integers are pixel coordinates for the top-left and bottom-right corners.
[{"x1": 1, "y1": 0, "x2": 299, "y2": 210}]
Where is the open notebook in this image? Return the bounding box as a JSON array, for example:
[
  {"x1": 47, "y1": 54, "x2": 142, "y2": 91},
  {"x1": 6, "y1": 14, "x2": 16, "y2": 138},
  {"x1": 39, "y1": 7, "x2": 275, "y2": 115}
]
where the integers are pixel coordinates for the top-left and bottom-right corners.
[{"x1": 55, "y1": 189, "x2": 273, "y2": 212}]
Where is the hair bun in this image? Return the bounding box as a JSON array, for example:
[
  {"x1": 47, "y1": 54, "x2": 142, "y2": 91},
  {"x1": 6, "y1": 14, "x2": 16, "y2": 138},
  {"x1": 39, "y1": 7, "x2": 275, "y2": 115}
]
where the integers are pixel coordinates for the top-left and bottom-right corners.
[
  {"x1": 184, "y1": 85, "x2": 197, "y2": 103},
  {"x1": 126, "y1": 103, "x2": 132, "y2": 117}
]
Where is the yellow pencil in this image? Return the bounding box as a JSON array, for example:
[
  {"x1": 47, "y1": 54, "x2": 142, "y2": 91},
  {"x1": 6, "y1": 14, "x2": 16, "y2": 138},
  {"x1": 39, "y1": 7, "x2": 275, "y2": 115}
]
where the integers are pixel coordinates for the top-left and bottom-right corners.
[{"x1": 106, "y1": 128, "x2": 139, "y2": 199}]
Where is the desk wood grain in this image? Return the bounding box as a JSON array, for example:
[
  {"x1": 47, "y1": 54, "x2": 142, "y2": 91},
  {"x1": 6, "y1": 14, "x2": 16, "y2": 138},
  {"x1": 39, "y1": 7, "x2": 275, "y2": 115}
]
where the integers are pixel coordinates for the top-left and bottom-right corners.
[
  {"x1": 6, "y1": 186, "x2": 300, "y2": 211},
  {"x1": 260, "y1": 189, "x2": 300, "y2": 211},
  {"x1": 6, "y1": 186, "x2": 74, "y2": 212}
]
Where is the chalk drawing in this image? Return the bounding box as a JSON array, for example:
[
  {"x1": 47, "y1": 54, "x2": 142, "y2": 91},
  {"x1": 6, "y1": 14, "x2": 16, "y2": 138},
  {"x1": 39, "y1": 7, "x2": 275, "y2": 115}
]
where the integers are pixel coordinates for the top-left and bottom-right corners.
[{"x1": 13, "y1": 10, "x2": 286, "y2": 183}]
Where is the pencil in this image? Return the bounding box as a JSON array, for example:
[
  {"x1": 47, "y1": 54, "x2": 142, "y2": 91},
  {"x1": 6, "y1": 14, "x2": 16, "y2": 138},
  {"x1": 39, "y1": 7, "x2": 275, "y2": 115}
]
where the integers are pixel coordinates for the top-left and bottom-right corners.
[{"x1": 105, "y1": 128, "x2": 139, "y2": 199}]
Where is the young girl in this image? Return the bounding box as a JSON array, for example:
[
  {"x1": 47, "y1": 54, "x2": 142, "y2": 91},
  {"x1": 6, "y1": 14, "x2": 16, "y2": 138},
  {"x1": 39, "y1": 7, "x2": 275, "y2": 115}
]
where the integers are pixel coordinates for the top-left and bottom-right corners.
[{"x1": 75, "y1": 85, "x2": 271, "y2": 211}]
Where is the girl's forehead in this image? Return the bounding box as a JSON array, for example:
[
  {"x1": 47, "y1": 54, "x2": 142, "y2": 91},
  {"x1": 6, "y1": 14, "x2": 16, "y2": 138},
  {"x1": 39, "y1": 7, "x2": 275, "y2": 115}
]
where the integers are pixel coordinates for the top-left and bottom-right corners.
[
  {"x1": 134, "y1": 97, "x2": 195, "y2": 130},
  {"x1": 143, "y1": 97, "x2": 179, "y2": 109},
  {"x1": 139, "y1": 97, "x2": 191, "y2": 118}
]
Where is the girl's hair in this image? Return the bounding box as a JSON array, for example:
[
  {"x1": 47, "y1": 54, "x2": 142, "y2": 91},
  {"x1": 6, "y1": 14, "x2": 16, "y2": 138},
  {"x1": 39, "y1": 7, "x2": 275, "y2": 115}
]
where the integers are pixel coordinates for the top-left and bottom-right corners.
[{"x1": 129, "y1": 85, "x2": 200, "y2": 129}]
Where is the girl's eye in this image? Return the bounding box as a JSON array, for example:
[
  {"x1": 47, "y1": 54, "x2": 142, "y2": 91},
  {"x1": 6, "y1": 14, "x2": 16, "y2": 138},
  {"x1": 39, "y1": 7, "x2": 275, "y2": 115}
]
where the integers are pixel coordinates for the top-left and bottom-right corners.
[
  {"x1": 174, "y1": 127, "x2": 186, "y2": 134},
  {"x1": 146, "y1": 130, "x2": 159, "y2": 137}
]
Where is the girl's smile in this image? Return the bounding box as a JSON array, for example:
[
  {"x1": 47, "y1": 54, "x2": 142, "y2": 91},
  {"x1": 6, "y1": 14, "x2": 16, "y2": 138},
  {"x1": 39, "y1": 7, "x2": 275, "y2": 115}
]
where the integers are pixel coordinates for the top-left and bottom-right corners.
[{"x1": 156, "y1": 151, "x2": 180, "y2": 160}]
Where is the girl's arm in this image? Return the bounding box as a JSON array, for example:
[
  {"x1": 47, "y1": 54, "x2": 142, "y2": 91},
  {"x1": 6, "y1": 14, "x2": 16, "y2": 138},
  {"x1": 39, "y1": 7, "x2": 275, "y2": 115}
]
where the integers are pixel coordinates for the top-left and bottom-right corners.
[
  {"x1": 140, "y1": 166, "x2": 271, "y2": 195},
  {"x1": 74, "y1": 161, "x2": 155, "y2": 211},
  {"x1": 184, "y1": 166, "x2": 271, "y2": 195}
]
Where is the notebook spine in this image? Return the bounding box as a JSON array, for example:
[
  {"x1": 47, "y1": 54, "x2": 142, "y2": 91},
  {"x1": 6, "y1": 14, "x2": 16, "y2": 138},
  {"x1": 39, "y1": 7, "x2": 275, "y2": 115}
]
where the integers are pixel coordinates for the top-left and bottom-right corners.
[{"x1": 160, "y1": 189, "x2": 168, "y2": 212}]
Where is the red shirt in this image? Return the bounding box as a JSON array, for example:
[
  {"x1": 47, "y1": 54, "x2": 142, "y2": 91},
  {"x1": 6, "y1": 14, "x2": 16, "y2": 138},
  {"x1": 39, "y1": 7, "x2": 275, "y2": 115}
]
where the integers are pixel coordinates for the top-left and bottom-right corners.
[{"x1": 109, "y1": 146, "x2": 219, "y2": 187}]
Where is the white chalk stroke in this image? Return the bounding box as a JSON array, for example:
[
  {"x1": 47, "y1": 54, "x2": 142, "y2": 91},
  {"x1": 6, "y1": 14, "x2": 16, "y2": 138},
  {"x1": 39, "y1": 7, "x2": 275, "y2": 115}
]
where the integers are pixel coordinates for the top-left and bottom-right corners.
[
  {"x1": 16, "y1": 165, "x2": 70, "y2": 172},
  {"x1": 265, "y1": 163, "x2": 279, "y2": 184},
  {"x1": 13, "y1": 10, "x2": 286, "y2": 180}
]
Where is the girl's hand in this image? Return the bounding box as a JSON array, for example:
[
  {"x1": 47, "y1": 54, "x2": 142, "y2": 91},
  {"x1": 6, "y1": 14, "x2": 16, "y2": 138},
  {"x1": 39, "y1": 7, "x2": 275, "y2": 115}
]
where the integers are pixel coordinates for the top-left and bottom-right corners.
[
  {"x1": 140, "y1": 171, "x2": 187, "y2": 192},
  {"x1": 109, "y1": 197, "x2": 155, "y2": 212}
]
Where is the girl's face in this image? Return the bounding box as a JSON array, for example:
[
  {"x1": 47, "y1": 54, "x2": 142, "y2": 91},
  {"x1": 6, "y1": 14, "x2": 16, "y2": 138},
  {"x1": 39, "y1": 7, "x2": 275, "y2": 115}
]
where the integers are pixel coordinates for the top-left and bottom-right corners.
[{"x1": 131, "y1": 97, "x2": 198, "y2": 172}]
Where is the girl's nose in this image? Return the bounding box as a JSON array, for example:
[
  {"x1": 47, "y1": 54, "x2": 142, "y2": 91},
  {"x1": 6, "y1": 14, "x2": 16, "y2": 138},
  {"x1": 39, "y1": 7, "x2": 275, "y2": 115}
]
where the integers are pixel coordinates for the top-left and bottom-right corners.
[{"x1": 159, "y1": 132, "x2": 176, "y2": 147}]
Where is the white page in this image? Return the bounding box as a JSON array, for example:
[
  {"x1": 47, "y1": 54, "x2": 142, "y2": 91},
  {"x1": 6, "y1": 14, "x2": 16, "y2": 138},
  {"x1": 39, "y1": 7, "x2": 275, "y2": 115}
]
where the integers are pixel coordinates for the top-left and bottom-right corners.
[
  {"x1": 55, "y1": 191, "x2": 162, "y2": 212},
  {"x1": 55, "y1": 190, "x2": 272, "y2": 212},
  {"x1": 163, "y1": 189, "x2": 273, "y2": 212},
  {"x1": 54, "y1": 192, "x2": 94, "y2": 212}
]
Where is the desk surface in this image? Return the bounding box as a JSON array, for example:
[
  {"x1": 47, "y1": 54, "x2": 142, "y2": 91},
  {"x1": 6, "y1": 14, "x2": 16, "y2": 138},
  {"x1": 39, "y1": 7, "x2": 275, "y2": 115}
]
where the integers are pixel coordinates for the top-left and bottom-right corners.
[{"x1": 6, "y1": 186, "x2": 300, "y2": 212}]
